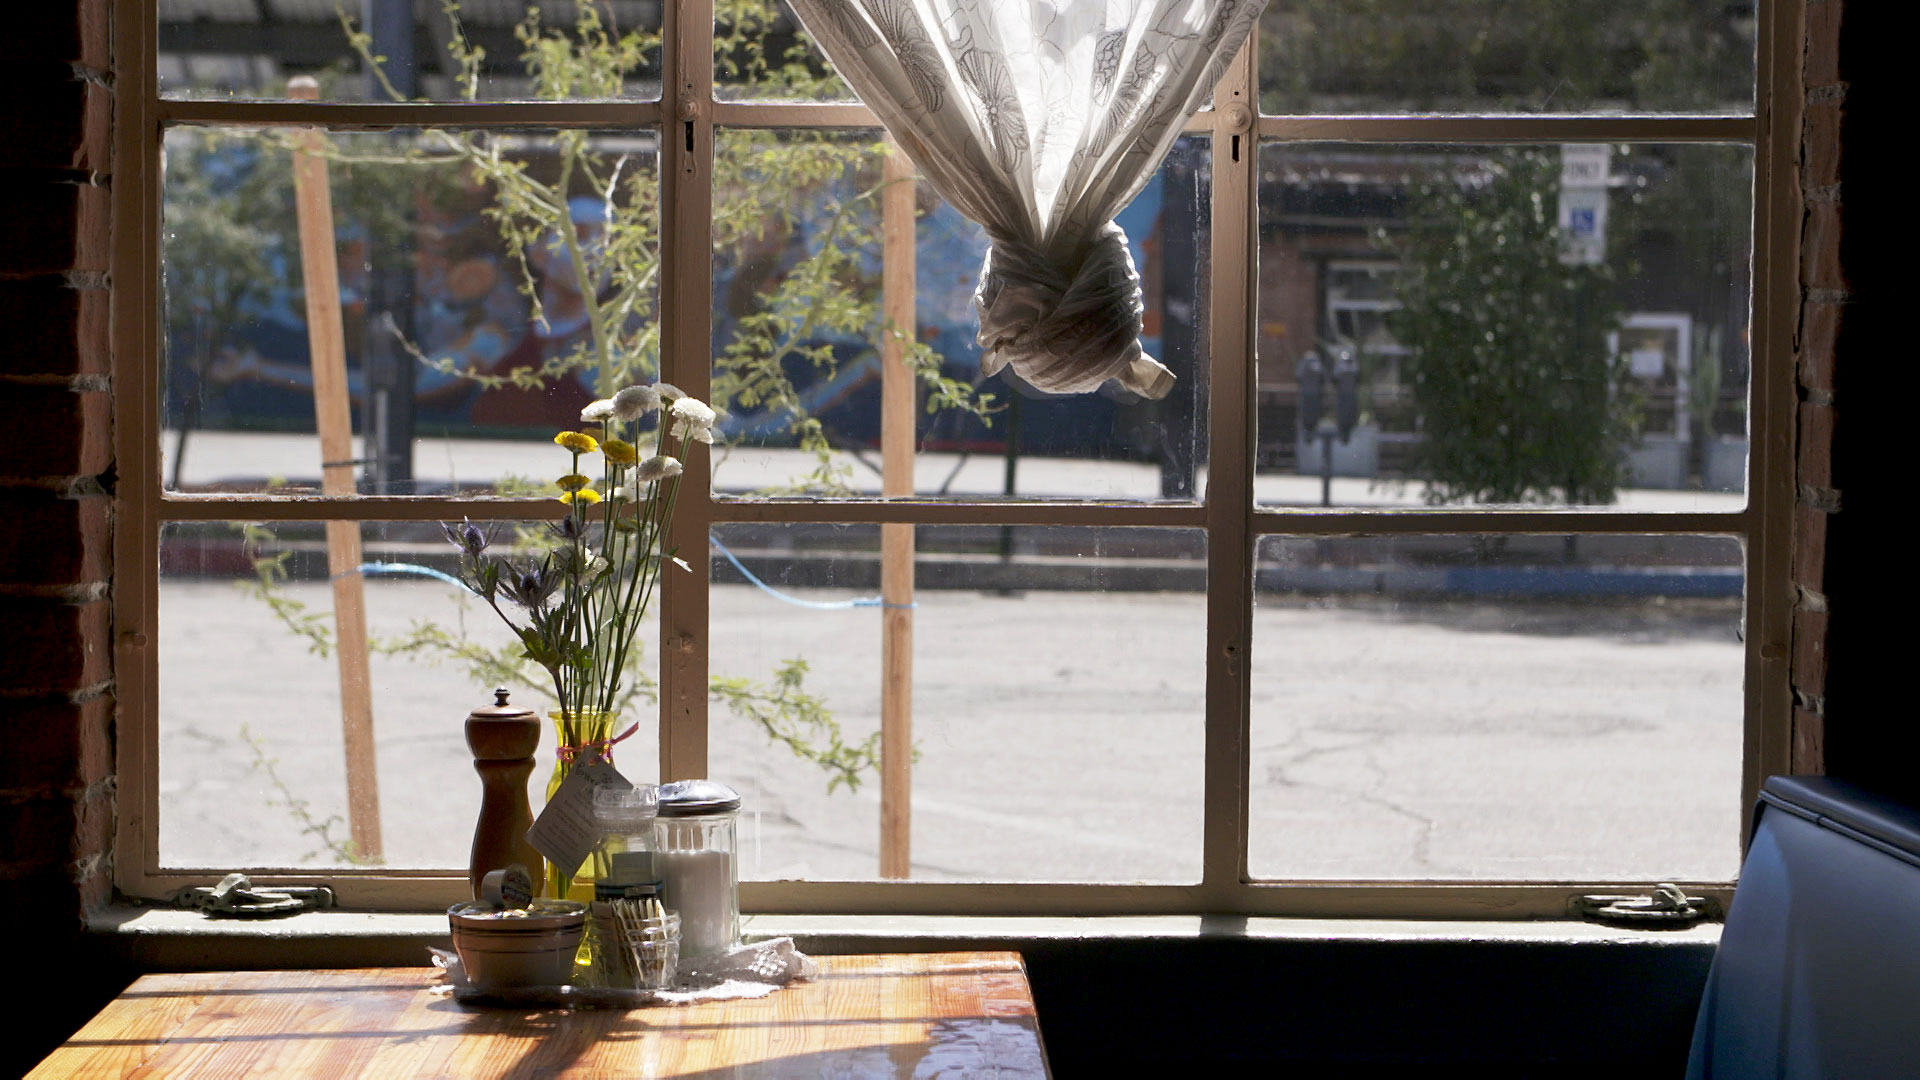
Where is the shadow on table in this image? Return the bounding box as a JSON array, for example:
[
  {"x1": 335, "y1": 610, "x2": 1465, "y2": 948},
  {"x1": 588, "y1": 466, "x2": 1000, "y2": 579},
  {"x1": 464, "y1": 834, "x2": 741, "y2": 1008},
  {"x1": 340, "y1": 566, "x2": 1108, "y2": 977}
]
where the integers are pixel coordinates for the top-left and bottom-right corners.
[{"x1": 413, "y1": 1001, "x2": 1045, "y2": 1078}]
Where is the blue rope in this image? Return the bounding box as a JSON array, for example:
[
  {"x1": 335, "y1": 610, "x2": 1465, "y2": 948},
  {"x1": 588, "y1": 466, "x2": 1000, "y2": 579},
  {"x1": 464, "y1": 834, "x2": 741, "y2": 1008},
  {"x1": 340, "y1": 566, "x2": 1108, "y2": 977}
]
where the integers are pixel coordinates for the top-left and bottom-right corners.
[
  {"x1": 709, "y1": 536, "x2": 914, "y2": 611},
  {"x1": 339, "y1": 551, "x2": 915, "y2": 612},
  {"x1": 343, "y1": 561, "x2": 473, "y2": 590}
]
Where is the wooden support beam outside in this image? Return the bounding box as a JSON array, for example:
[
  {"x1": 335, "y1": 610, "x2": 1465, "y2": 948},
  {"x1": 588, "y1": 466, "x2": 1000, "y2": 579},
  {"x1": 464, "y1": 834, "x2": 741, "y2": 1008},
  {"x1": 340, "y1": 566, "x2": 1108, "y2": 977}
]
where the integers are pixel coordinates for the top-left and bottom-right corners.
[
  {"x1": 289, "y1": 76, "x2": 383, "y2": 861},
  {"x1": 879, "y1": 139, "x2": 917, "y2": 879}
]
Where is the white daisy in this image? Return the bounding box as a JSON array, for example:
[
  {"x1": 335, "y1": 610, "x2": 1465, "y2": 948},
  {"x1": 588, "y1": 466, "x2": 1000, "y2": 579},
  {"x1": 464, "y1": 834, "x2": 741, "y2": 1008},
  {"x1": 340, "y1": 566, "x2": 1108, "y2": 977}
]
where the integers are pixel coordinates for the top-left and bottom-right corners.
[
  {"x1": 669, "y1": 396, "x2": 718, "y2": 442},
  {"x1": 636, "y1": 456, "x2": 684, "y2": 482},
  {"x1": 611, "y1": 384, "x2": 662, "y2": 421}
]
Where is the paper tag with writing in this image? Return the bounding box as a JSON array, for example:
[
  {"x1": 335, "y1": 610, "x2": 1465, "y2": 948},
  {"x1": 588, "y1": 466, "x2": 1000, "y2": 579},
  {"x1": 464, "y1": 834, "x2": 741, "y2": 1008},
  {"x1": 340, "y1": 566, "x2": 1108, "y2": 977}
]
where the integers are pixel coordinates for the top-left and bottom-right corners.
[{"x1": 525, "y1": 756, "x2": 632, "y2": 880}]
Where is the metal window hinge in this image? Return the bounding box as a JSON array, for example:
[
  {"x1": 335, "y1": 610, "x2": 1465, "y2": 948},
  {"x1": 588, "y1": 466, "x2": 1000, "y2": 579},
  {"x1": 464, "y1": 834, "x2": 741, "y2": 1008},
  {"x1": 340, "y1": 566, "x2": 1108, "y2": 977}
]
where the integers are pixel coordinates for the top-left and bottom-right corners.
[{"x1": 1571, "y1": 883, "x2": 1720, "y2": 926}]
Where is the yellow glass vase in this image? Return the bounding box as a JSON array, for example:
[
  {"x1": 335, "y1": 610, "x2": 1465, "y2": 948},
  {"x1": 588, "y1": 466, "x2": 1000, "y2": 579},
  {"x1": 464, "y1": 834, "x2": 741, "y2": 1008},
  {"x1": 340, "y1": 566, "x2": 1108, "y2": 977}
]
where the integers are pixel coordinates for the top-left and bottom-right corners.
[{"x1": 544, "y1": 709, "x2": 620, "y2": 901}]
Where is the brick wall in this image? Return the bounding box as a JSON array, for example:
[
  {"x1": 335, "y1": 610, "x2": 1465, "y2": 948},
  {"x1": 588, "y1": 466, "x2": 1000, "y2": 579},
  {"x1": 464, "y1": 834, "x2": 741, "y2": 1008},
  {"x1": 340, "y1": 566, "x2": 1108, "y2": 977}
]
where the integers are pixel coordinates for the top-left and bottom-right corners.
[
  {"x1": 1, "y1": 2, "x2": 121, "y2": 1073},
  {"x1": 1790, "y1": 1, "x2": 1841, "y2": 773},
  {"x1": 1795, "y1": 2, "x2": 1904, "y2": 797}
]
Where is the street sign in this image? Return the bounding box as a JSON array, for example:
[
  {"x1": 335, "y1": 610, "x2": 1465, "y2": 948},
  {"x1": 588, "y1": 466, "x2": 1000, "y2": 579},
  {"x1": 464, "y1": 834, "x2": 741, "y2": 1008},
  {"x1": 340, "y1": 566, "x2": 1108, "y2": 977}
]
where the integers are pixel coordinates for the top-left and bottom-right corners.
[
  {"x1": 1559, "y1": 144, "x2": 1611, "y2": 266},
  {"x1": 1559, "y1": 187, "x2": 1610, "y2": 266},
  {"x1": 1560, "y1": 143, "x2": 1611, "y2": 187}
]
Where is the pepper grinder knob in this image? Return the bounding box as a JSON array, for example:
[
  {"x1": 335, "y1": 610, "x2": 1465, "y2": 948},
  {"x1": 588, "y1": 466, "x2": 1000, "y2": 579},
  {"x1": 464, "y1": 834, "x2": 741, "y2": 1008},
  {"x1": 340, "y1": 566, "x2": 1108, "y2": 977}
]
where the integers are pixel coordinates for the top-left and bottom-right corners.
[{"x1": 465, "y1": 687, "x2": 545, "y2": 898}]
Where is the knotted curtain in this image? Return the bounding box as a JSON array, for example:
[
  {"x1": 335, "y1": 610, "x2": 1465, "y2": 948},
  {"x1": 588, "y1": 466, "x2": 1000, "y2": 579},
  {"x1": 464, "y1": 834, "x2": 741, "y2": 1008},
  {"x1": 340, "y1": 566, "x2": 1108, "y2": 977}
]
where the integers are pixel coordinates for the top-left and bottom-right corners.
[{"x1": 785, "y1": 0, "x2": 1265, "y2": 398}]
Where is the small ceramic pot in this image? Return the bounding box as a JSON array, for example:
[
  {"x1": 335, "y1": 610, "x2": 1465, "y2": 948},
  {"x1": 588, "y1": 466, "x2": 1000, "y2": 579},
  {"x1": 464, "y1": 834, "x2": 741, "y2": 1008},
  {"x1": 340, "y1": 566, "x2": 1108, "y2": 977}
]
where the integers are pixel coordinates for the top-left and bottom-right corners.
[{"x1": 448, "y1": 900, "x2": 586, "y2": 990}]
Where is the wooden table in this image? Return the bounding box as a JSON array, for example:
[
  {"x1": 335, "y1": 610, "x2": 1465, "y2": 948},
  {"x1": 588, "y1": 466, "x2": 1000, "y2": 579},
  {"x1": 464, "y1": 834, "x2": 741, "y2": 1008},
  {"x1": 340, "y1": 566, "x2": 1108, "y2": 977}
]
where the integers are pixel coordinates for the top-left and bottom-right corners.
[{"x1": 31, "y1": 952, "x2": 1049, "y2": 1078}]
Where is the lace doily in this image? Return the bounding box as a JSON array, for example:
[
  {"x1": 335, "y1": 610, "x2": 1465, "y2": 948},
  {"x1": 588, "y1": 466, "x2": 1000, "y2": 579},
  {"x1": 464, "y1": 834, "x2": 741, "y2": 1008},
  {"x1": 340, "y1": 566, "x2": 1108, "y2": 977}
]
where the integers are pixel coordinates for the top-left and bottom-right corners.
[{"x1": 430, "y1": 937, "x2": 816, "y2": 1008}]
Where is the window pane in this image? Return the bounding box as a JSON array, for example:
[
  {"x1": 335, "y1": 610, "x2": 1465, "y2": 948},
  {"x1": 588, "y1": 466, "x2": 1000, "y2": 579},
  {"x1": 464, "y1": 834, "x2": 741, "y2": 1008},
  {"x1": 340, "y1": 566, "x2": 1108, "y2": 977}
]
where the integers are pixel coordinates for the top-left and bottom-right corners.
[
  {"x1": 1259, "y1": 1, "x2": 1755, "y2": 115},
  {"x1": 159, "y1": 1, "x2": 662, "y2": 101},
  {"x1": 709, "y1": 523, "x2": 1206, "y2": 883},
  {"x1": 1256, "y1": 143, "x2": 1752, "y2": 510},
  {"x1": 158, "y1": 520, "x2": 660, "y2": 870},
  {"x1": 1249, "y1": 533, "x2": 1744, "y2": 881},
  {"x1": 162, "y1": 126, "x2": 659, "y2": 496},
  {"x1": 715, "y1": 0, "x2": 857, "y2": 102},
  {"x1": 711, "y1": 129, "x2": 1210, "y2": 500}
]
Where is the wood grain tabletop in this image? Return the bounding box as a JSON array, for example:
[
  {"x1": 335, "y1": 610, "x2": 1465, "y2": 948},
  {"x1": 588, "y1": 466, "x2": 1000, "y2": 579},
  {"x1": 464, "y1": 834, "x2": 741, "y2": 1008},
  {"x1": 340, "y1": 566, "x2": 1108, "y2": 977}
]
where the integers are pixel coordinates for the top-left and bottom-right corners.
[{"x1": 29, "y1": 952, "x2": 1049, "y2": 1078}]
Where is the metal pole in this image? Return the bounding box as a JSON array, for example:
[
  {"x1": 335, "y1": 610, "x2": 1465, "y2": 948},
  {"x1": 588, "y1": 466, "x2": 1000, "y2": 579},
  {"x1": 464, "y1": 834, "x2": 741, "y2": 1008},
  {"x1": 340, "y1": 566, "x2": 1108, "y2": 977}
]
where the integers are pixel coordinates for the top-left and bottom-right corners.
[
  {"x1": 998, "y1": 396, "x2": 1020, "y2": 565},
  {"x1": 364, "y1": 0, "x2": 416, "y2": 492},
  {"x1": 1320, "y1": 426, "x2": 1333, "y2": 507}
]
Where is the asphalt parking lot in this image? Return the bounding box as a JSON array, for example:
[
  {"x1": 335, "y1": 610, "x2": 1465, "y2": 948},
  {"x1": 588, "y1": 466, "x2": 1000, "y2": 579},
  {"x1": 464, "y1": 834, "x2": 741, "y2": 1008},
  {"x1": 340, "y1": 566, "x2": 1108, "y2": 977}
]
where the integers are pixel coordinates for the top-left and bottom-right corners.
[
  {"x1": 155, "y1": 429, "x2": 1747, "y2": 886},
  {"x1": 158, "y1": 574, "x2": 1744, "y2": 886}
]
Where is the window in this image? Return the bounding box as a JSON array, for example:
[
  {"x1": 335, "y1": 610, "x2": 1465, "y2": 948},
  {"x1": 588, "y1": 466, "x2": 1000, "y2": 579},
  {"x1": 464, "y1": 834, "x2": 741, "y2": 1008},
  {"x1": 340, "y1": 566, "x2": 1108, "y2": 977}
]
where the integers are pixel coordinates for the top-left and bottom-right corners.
[{"x1": 120, "y1": 0, "x2": 1792, "y2": 915}]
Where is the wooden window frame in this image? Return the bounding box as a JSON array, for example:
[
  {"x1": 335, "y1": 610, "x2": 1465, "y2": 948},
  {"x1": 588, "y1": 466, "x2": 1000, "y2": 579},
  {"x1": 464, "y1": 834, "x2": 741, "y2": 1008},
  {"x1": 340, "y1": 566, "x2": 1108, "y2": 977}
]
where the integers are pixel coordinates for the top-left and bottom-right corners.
[{"x1": 113, "y1": 0, "x2": 1798, "y2": 916}]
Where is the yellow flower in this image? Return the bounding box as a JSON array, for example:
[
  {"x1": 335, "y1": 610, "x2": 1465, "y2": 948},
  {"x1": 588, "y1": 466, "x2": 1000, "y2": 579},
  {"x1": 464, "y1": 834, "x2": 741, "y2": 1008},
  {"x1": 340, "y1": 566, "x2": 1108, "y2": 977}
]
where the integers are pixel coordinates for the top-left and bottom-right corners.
[
  {"x1": 554, "y1": 430, "x2": 599, "y2": 454},
  {"x1": 558, "y1": 488, "x2": 602, "y2": 505},
  {"x1": 601, "y1": 439, "x2": 638, "y2": 466},
  {"x1": 555, "y1": 473, "x2": 592, "y2": 492}
]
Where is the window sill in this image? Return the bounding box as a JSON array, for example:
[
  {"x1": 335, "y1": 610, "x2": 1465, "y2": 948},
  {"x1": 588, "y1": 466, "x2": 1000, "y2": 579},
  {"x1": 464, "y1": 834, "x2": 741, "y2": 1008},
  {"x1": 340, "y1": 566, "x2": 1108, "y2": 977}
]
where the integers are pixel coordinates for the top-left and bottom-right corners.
[{"x1": 88, "y1": 904, "x2": 1719, "y2": 972}]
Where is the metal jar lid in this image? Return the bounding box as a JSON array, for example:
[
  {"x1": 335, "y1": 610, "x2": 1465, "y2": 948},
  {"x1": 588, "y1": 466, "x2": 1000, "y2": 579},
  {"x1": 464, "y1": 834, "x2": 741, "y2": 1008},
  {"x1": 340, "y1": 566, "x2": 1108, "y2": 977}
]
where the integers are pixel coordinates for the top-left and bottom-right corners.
[{"x1": 657, "y1": 779, "x2": 742, "y2": 816}]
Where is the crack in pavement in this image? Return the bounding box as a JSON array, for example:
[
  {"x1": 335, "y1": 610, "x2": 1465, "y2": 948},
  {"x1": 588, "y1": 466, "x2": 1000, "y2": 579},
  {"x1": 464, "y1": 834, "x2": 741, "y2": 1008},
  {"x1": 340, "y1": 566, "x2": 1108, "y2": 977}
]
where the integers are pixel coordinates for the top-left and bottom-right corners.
[{"x1": 1256, "y1": 724, "x2": 1449, "y2": 874}]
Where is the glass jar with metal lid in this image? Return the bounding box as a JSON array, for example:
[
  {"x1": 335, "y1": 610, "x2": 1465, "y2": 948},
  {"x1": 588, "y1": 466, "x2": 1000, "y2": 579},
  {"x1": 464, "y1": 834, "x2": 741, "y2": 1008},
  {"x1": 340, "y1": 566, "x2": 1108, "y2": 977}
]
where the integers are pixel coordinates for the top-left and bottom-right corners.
[{"x1": 652, "y1": 780, "x2": 741, "y2": 959}]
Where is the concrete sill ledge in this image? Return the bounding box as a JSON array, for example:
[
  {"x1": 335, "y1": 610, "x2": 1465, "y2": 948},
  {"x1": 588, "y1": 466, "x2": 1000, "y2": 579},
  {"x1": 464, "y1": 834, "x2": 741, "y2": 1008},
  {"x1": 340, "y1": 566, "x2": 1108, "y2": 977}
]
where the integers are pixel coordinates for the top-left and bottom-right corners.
[{"x1": 89, "y1": 905, "x2": 1719, "y2": 972}]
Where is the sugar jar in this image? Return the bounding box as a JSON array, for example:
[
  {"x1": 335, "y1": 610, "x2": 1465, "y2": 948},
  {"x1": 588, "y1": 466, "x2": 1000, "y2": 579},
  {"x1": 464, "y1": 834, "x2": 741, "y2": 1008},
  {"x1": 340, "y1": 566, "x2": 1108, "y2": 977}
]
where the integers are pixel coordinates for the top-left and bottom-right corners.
[{"x1": 653, "y1": 780, "x2": 741, "y2": 959}]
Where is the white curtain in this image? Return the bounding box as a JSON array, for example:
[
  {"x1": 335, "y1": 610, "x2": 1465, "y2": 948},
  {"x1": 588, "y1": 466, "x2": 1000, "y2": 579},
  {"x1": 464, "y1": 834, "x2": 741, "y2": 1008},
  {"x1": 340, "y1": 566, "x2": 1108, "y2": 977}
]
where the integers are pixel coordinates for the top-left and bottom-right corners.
[{"x1": 786, "y1": 0, "x2": 1265, "y2": 399}]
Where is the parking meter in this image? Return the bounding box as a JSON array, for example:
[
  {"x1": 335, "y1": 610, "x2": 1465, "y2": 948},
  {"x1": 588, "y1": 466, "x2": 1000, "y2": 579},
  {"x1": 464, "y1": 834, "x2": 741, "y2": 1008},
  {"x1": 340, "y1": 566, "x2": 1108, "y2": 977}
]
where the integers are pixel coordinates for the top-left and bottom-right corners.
[
  {"x1": 1296, "y1": 350, "x2": 1325, "y2": 435},
  {"x1": 1332, "y1": 346, "x2": 1360, "y2": 442}
]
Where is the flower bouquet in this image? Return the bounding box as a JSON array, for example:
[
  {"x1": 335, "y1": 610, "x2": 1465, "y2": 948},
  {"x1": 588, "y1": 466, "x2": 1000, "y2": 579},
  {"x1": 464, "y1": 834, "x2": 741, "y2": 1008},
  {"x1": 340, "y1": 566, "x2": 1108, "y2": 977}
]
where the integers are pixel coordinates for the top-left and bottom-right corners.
[{"x1": 446, "y1": 383, "x2": 717, "y2": 897}]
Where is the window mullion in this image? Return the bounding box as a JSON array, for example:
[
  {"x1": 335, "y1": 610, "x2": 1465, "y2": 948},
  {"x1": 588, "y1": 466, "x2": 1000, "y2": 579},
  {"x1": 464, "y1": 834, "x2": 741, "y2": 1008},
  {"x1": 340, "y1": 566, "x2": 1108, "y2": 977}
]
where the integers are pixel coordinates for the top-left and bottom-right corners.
[
  {"x1": 1743, "y1": 0, "x2": 1802, "y2": 829},
  {"x1": 706, "y1": 100, "x2": 1215, "y2": 133},
  {"x1": 1202, "y1": 40, "x2": 1260, "y2": 903},
  {"x1": 1251, "y1": 509, "x2": 1751, "y2": 536},
  {"x1": 1255, "y1": 114, "x2": 1755, "y2": 143},
  {"x1": 149, "y1": 495, "x2": 1215, "y2": 527},
  {"x1": 156, "y1": 99, "x2": 662, "y2": 130},
  {"x1": 116, "y1": 0, "x2": 164, "y2": 893},
  {"x1": 657, "y1": 0, "x2": 716, "y2": 782},
  {"x1": 709, "y1": 101, "x2": 877, "y2": 128}
]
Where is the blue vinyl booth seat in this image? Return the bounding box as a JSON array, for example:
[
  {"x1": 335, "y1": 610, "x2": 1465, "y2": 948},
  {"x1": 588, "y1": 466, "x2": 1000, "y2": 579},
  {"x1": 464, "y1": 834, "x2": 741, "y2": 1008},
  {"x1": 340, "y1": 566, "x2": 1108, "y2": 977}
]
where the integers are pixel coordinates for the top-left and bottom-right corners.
[{"x1": 1687, "y1": 776, "x2": 1920, "y2": 1078}]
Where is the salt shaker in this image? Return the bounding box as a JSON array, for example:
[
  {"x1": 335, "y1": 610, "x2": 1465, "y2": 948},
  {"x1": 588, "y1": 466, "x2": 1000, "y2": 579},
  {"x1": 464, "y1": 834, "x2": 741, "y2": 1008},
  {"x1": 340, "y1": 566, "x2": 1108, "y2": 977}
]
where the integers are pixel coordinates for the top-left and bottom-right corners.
[{"x1": 653, "y1": 780, "x2": 741, "y2": 959}]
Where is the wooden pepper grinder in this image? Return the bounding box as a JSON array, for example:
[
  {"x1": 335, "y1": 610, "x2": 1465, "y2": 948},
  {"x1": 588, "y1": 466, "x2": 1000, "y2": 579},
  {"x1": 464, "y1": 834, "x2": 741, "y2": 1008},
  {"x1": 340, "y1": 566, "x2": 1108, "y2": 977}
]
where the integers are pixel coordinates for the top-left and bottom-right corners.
[{"x1": 465, "y1": 687, "x2": 545, "y2": 898}]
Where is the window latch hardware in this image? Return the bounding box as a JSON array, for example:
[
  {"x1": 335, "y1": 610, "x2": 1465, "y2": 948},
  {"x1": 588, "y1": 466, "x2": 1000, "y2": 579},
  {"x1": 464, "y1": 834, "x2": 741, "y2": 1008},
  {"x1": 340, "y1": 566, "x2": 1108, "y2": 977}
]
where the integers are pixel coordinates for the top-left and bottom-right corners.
[
  {"x1": 1571, "y1": 883, "x2": 1719, "y2": 926},
  {"x1": 176, "y1": 873, "x2": 334, "y2": 918}
]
